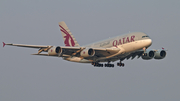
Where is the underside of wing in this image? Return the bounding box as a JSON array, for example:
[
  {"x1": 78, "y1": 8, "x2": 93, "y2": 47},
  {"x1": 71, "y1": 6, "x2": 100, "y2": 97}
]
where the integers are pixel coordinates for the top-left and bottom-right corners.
[{"x1": 121, "y1": 51, "x2": 143, "y2": 61}]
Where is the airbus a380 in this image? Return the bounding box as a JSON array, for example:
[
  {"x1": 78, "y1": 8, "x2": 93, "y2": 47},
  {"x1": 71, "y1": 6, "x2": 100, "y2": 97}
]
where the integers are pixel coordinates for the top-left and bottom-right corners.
[{"x1": 3, "y1": 21, "x2": 167, "y2": 67}]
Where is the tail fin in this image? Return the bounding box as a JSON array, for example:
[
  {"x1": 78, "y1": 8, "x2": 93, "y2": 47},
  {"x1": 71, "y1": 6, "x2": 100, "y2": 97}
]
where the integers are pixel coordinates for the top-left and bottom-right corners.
[{"x1": 59, "y1": 21, "x2": 80, "y2": 47}]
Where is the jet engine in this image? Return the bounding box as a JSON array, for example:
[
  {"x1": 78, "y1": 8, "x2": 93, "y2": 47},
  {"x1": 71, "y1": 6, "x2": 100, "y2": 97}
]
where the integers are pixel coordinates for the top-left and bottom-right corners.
[
  {"x1": 80, "y1": 48, "x2": 95, "y2": 57},
  {"x1": 154, "y1": 50, "x2": 166, "y2": 59},
  {"x1": 141, "y1": 50, "x2": 155, "y2": 60},
  {"x1": 48, "y1": 46, "x2": 62, "y2": 56}
]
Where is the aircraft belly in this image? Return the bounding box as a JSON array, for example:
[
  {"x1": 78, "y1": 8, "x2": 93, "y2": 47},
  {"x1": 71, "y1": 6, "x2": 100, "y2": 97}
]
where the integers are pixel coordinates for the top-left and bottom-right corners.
[{"x1": 64, "y1": 57, "x2": 92, "y2": 63}]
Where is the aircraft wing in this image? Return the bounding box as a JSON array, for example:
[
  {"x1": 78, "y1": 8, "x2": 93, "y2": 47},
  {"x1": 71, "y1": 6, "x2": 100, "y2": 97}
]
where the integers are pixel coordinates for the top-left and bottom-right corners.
[
  {"x1": 3, "y1": 42, "x2": 49, "y2": 48},
  {"x1": 3, "y1": 42, "x2": 121, "y2": 58},
  {"x1": 3, "y1": 42, "x2": 84, "y2": 55}
]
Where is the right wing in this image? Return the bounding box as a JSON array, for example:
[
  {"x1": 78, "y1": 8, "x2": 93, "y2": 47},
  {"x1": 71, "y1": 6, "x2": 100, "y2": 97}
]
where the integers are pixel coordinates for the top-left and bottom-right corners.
[
  {"x1": 3, "y1": 42, "x2": 122, "y2": 58},
  {"x1": 3, "y1": 42, "x2": 84, "y2": 55},
  {"x1": 3, "y1": 42, "x2": 53, "y2": 54},
  {"x1": 4, "y1": 42, "x2": 49, "y2": 48}
]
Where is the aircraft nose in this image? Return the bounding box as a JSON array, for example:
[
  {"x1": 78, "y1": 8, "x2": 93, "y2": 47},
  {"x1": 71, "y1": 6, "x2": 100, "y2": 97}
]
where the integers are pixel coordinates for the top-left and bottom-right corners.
[{"x1": 146, "y1": 39, "x2": 152, "y2": 46}]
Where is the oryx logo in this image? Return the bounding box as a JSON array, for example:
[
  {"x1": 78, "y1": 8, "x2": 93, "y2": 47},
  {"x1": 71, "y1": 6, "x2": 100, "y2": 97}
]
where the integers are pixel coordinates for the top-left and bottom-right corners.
[{"x1": 59, "y1": 25, "x2": 75, "y2": 47}]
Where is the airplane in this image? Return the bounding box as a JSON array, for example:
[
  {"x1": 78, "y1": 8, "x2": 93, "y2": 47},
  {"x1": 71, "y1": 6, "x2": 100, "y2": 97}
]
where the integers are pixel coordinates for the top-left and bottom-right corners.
[{"x1": 2, "y1": 21, "x2": 167, "y2": 67}]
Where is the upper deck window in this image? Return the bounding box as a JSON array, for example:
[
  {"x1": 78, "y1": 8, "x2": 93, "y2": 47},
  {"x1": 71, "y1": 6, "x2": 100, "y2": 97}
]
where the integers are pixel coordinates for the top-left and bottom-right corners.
[{"x1": 142, "y1": 35, "x2": 149, "y2": 38}]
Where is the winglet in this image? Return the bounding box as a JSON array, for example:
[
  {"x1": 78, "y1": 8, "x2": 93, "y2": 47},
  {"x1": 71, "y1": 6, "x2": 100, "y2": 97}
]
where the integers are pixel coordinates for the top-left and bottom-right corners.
[
  {"x1": 2, "y1": 42, "x2": 6, "y2": 47},
  {"x1": 162, "y1": 47, "x2": 168, "y2": 51}
]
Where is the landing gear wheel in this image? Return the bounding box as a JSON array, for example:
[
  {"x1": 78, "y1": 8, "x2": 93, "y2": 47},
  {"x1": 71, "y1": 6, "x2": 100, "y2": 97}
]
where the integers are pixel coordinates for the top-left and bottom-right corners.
[
  {"x1": 122, "y1": 63, "x2": 124, "y2": 67},
  {"x1": 104, "y1": 63, "x2": 114, "y2": 67},
  {"x1": 117, "y1": 63, "x2": 120, "y2": 66},
  {"x1": 92, "y1": 62, "x2": 104, "y2": 67},
  {"x1": 117, "y1": 61, "x2": 125, "y2": 67}
]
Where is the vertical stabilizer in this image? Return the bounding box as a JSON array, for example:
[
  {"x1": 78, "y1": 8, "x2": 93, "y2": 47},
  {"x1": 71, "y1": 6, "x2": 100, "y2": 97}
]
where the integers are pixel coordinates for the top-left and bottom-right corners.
[{"x1": 59, "y1": 21, "x2": 80, "y2": 47}]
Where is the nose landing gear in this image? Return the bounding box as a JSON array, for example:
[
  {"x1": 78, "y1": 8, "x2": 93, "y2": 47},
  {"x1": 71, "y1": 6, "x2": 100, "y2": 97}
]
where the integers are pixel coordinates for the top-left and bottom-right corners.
[{"x1": 142, "y1": 47, "x2": 147, "y2": 56}]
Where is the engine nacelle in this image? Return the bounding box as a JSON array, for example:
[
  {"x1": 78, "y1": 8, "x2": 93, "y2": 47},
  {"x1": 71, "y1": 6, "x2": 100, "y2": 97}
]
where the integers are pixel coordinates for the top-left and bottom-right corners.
[
  {"x1": 48, "y1": 46, "x2": 62, "y2": 56},
  {"x1": 141, "y1": 50, "x2": 155, "y2": 60},
  {"x1": 154, "y1": 50, "x2": 166, "y2": 59},
  {"x1": 80, "y1": 48, "x2": 95, "y2": 57}
]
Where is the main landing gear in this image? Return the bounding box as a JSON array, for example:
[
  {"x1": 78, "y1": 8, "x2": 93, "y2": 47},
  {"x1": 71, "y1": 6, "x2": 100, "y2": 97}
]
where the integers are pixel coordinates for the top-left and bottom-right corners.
[
  {"x1": 92, "y1": 61, "x2": 114, "y2": 67},
  {"x1": 117, "y1": 61, "x2": 125, "y2": 67},
  {"x1": 91, "y1": 62, "x2": 103, "y2": 67},
  {"x1": 105, "y1": 61, "x2": 114, "y2": 67},
  {"x1": 92, "y1": 61, "x2": 125, "y2": 67},
  {"x1": 104, "y1": 64, "x2": 114, "y2": 67}
]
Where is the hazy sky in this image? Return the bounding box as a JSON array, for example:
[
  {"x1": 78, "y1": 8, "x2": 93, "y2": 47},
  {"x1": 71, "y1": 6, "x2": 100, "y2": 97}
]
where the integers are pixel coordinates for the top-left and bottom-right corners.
[{"x1": 1, "y1": 0, "x2": 180, "y2": 101}]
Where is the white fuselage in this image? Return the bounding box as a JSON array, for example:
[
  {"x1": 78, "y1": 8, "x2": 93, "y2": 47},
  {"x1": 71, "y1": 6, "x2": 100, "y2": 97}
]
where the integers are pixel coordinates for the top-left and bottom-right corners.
[{"x1": 65, "y1": 32, "x2": 152, "y2": 63}]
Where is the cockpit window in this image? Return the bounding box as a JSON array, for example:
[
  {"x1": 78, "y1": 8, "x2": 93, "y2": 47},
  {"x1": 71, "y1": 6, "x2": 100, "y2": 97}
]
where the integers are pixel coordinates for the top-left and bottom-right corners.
[{"x1": 142, "y1": 35, "x2": 149, "y2": 38}]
